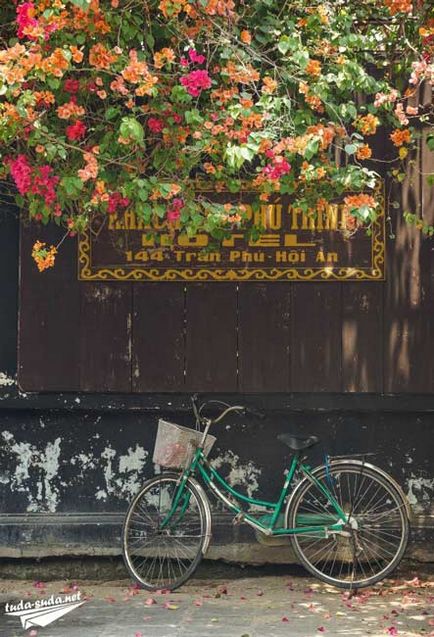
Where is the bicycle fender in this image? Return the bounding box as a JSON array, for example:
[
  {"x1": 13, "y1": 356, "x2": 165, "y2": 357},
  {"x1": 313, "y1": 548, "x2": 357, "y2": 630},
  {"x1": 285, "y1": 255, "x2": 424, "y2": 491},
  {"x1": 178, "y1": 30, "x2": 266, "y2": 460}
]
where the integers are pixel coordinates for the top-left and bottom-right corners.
[{"x1": 186, "y1": 475, "x2": 213, "y2": 555}]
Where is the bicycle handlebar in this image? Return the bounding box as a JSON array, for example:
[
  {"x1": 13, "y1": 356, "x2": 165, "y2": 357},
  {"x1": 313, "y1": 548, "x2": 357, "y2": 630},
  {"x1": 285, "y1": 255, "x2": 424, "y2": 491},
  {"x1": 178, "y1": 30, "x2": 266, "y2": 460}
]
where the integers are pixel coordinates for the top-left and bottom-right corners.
[{"x1": 191, "y1": 395, "x2": 265, "y2": 427}]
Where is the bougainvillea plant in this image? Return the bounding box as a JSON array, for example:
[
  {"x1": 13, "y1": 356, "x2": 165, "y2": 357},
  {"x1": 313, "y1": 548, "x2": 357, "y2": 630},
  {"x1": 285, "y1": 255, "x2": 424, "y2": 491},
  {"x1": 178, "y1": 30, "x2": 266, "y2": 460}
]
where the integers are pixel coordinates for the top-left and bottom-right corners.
[{"x1": 0, "y1": 0, "x2": 433, "y2": 270}]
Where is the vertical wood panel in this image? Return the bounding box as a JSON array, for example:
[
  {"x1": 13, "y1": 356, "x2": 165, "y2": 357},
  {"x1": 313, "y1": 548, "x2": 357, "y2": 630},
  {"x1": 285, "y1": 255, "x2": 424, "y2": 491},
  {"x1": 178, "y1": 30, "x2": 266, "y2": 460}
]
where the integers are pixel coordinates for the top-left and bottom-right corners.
[
  {"x1": 291, "y1": 285, "x2": 342, "y2": 392},
  {"x1": 185, "y1": 284, "x2": 237, "y2": 391},
  {"x1": 421, "y1": 81, "x2": 434, "y2": 392},
  {"x1": 80, "y1": 283, "x2": 132, "y2": 392},
  {"x1": 342, "y1": 284, "x2": 383, "y2": 392},
  {"x1": 0, "y1": 205, "x2": 18, "y2": 377},
  {"x1": 238, "y1": 284, "x2": 291, "y2": 392},
  {"x1": 132, "y1": 284, "x2": 185, "y2": 392},
  {"x1": 384, "y1": 85, "x2": 433, "y2": 392},
  {"x1": 18, "y1": 224, "x2": 81, "y2": 391}
]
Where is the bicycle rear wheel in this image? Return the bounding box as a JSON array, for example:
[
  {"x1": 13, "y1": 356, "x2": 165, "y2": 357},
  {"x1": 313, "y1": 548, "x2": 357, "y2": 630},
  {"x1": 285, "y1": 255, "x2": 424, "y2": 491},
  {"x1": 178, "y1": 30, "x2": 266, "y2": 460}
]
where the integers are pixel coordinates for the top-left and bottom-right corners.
[
  {"x1": 286, "y1": 461, "x2": 410, "y2": 589},
  {"x1": 122, "y1": 472, "x2": 210, "y2": 591}
]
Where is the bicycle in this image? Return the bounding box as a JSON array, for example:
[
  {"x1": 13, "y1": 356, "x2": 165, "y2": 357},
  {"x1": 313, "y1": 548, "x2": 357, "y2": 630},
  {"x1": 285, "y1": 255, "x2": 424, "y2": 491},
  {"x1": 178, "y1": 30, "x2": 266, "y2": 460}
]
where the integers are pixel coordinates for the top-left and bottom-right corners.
[{"x1": 122, "y1": 396, "x2": 410, "y2": 592}]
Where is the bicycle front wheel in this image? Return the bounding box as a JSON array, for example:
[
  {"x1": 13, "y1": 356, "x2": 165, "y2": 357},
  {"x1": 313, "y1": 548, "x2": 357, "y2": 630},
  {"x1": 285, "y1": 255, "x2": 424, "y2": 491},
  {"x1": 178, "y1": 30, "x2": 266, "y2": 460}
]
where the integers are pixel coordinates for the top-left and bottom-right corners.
[
  {"x1": 122, "y1": 472, "x2": 211, "y2": 591},
  {"x1": 286, "y1": 461, "x2": 410, "y2": 589}
]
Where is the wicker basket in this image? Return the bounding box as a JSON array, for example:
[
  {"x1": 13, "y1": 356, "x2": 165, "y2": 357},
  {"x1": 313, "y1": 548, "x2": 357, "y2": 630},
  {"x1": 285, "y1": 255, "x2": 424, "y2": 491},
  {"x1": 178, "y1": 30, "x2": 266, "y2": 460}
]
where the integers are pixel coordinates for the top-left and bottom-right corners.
[{"x1": 153, "y1": 419, "x2": 216, "y2": 469}]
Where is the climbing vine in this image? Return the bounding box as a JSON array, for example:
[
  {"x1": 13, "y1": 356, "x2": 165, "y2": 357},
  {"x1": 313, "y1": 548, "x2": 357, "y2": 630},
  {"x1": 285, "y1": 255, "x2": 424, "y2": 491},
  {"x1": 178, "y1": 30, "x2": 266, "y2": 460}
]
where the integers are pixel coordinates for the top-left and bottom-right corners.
[{"x1": 0, "y1": 1, "x2": 433, "y2": 269}]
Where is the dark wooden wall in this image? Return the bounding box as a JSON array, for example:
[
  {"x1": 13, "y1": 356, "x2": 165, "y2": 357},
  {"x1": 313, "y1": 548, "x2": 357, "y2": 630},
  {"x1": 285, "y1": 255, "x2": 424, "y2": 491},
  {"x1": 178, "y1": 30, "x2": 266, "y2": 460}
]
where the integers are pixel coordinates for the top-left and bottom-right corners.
[
  {"x1": 17, "y1": 230, "x2": 434, "y2": 395},
  {"x1": 17, "y1": 86, "x2": 434, "y2": 395}
]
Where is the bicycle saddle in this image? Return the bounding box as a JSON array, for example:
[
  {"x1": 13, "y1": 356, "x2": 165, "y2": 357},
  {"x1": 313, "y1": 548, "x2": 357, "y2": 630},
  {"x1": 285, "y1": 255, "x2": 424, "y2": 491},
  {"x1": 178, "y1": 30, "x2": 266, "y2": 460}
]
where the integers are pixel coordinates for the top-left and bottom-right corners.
[{"x1": 277, "y1": 433, "x2": 319, "y2": 451}]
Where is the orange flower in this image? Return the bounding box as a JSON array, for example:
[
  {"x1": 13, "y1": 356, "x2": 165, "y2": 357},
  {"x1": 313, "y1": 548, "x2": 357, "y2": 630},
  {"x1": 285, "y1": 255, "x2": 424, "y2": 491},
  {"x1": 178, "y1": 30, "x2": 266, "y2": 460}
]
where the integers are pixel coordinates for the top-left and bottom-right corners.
[
  {"x1": 89, "y1": 44, "x2": 118, "y2": 70},
  {"x1": 240, "y1": 30, "x2": 252, "y2": 45},
  {"x1": 306, "y1": 59, "x2": 322, "y2": 77},
  {"x1": 78, "y1": 149, "x2": 99, "y2": 182},
  {"x1": 122, "y1": 50, "x2": 150, "y2": 84},
  {"x1": 223, "y1": 61, "x2": 260, "y2": 84},
  {"x1": 40, "y1": 48, "x2": 69, "y2": 78},
  {"x1": 343, "y1": 193, "x2": 378, "y2": 215},
  {"x1": 153, "y1": 48, "x2": 175, "y2": 69},
  {"x1": 356, "y1": 144, "x2": 372, "y2": 160},
  {"x1": 354, "y1": 114, "x2": 379, "y2": 136},
  {"x1": 384, "y1": 0, "x2": 412, "y2": 15},
  {"x1": 262, "y1": 76, "x2": 278, "y2": 94},
  {"x1": 203, "y1": 162, "x2": 216, "y2": 174},
  {"x1": 32, "y1": 241, "x2": 57, "y2": 272},
  {"x1": 70, "y1": 46, "x2": 84, "y2": 63},
  {"x1": 57, "y1": 101, "x2": 85, "y2": 120},
  {"x1": 390, "y1": 128, "x2": 412, "y2": 147}
]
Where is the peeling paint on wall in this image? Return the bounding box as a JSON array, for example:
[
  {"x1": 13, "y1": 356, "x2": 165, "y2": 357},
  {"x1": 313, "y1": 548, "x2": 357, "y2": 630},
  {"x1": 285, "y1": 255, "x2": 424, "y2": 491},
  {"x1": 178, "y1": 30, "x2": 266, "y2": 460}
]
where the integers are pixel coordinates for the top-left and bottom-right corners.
[
  {"x1": 95, "y1": 444, "x2": 149, "y2": 501},
  {"x1": 1, "y1": 430, "x2": 61, "y2": 513},
  {"x1": 405, "y1": 474, "x2": 434, "y2": 515},
  {"x1": 211, "y1": 450, "x2": 262, "y2": 509},
  {"x1": 0, "y1": 372, "x2": 15, "y2": 387}
]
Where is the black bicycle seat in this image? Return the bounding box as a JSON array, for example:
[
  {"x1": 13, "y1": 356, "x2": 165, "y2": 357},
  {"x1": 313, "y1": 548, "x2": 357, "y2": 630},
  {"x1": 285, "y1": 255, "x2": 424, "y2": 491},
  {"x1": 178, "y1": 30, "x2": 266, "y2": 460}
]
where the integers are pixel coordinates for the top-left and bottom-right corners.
[{"x1": 277, "y1": 433, "x2": 319, "y2": 451}]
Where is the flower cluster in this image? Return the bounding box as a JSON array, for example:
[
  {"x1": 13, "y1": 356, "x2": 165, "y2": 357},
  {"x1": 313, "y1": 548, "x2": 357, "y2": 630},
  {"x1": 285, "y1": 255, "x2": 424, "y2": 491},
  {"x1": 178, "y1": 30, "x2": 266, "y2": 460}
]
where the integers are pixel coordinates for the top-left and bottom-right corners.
[
  {"x1": 8, "y1": 155, "x2": 59, "y2": 207},
  {"x1": 0, "y1": 0, "x2": 431, "y2": 266},
  {"x1": 31, "y1": 240, "x2": 57, "y2": 272},
  {"x1": 180, "y1": 69, "x2": 212, "y2": 97}
]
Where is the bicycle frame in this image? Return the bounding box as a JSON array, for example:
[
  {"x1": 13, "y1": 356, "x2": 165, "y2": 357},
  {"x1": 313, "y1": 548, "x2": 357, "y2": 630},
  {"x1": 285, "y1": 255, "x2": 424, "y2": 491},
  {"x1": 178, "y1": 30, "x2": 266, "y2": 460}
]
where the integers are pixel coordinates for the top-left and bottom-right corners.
[{"x1": 161, "y1": 447, "x2": 347, "y2": 537}]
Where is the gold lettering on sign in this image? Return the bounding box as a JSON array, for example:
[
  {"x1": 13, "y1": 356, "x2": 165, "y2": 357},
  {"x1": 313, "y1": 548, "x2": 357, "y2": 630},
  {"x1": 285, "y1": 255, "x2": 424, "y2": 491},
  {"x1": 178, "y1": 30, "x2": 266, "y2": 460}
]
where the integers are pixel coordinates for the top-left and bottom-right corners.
[{"x1": 79, "y1": 185, "x2": 385, "y2": 282}]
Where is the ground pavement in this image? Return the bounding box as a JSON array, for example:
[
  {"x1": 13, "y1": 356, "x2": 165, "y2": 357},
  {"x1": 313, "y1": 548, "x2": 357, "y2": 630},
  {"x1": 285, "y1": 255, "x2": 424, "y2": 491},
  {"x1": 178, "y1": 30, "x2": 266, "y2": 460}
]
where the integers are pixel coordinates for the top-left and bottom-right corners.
[{"x1": 0, "y1": 563, "x2": 433, "y2": 637}]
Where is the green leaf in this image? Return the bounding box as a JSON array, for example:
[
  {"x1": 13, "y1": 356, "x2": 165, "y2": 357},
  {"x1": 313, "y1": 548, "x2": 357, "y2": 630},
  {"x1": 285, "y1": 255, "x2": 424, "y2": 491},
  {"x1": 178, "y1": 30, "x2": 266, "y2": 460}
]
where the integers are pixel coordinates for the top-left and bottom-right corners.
[
  {"x1": 105, "y1": 107, "x2": 120, "y2": 120},
  {"x1": 119, "y1": 117, "x2": 145, "y2": 144},
  {"x1": 345, "y1": 144, "x2": 358, "y2": 155},
  {"x1": 60, "y1": 176, "x2": 84, "y2": 197},
  {"x1": 278, "y1": 36, "x2": 291, "y2": 55}
]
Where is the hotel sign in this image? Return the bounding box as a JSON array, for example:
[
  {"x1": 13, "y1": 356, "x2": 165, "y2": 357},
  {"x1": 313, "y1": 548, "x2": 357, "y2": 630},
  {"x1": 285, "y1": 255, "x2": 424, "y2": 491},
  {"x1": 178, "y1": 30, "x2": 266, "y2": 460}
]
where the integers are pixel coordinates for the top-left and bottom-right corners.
[{"x1": 78, "y1": 190, "x2": 385, "y2": 282}]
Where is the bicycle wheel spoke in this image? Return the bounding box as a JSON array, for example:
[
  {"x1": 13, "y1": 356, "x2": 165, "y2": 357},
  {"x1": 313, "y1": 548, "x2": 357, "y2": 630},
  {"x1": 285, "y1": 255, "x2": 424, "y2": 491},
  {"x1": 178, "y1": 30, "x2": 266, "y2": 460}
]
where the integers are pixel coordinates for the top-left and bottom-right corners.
[
  {"x1": 290, "y1": 465, "x2": 408, "y2": 588},
  {"x1": 123, "y1": 475, "x2": 207, "y2": 591}
]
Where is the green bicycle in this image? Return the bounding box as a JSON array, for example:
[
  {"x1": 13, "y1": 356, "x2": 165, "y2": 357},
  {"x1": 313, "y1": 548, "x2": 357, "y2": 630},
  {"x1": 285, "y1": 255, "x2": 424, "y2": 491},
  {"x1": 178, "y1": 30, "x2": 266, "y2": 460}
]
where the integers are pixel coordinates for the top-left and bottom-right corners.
[{"x1": 122, "y1": 397, "x2": 410, "y2": 591}]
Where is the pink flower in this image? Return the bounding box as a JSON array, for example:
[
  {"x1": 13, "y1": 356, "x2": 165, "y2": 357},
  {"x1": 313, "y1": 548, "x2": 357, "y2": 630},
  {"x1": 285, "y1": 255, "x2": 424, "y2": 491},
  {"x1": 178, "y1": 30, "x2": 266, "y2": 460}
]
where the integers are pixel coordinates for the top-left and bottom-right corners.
[
  {"x1": 263, "y1": 156, "x2": 291, "y2": 180},
  {"x1": 166, "y1": 197, "x2": 184, "y2": 222},
  {"x1": 180, "y1": 57, "x2": 189, "y2": 67},
  {"x1": 108, "y1": 192, "x2": 130, "y2": 214},
  {"x1": 387, "y1": 628, "x2": 398, "y2": 636},
  {"x1": 180, "y1": 70, "x2": 212, "y2": 97},
  {"x1": 394, "y1": 103, "x2": 409, "y2": 126},
  {"x1": 31, "y1": 165, "x2": 60, "y2": 206},
  {"x1": 66, "y1": 120, "x2": 87, "y2": 141},
  {"x1": 8, "y1": 155, "x2": 32, "y2": 195},
  {"x1": 148, "y1": 117, "x2": 164, "y2": 134},
  {"x1": 16, "y1": 3, "x2": 38, "y2": 40},
  {"x1": 64, "y1": 78, "x2": 80, "y2": 93},
  {"x1": 188, "y1": 48, "x2": 206, "y2": 65}
]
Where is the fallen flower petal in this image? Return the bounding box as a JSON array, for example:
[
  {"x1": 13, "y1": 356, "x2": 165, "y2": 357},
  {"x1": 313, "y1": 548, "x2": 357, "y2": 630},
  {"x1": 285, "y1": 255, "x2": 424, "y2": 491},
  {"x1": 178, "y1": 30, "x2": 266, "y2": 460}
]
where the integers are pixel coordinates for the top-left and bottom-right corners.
[{"x1": 145, "y1": 598, "x2": 156, "y2": 606}]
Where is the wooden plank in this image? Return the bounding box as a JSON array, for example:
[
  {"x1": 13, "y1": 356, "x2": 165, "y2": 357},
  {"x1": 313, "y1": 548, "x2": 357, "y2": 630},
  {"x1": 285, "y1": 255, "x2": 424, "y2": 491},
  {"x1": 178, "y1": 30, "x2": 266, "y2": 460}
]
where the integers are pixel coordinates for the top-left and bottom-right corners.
[
  {"x1": 290, "y1": 285, "x2": 342, "y2": 392},
  {"x1": 342, "y1": 284, "x2": 383, "y2": 392},
  {"x1": 238, "y1": 284, "x2": 291, "y2": 392},
  {"x1": 185, "y1": 284, "x2": 237, "y2": 392},
  {"x1": 18, "y1": 223, "x2": 81, "y2": 391},
  {"x1": 80, "y1": 283, "x2": 132, "y2": 392},
  {"x1": 383, "y1": 84, "x2": 432, "y2": 392},
  {"x1": 0, "y1": 204, "x2": 18, "y2": 377},
  {"x1": 132, "y1": 284, "x2": 185, "y2": 392},
  {"x1": 420, "y1": 80, "x2": 434, "y2": 392}
]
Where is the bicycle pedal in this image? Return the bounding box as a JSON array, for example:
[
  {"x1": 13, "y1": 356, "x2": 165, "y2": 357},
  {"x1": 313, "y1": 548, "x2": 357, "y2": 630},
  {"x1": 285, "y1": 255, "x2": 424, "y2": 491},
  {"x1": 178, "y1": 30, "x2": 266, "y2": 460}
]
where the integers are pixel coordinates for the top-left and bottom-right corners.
[{"x1": 232, "y1": 513, "x2": 244, "y2": 526}]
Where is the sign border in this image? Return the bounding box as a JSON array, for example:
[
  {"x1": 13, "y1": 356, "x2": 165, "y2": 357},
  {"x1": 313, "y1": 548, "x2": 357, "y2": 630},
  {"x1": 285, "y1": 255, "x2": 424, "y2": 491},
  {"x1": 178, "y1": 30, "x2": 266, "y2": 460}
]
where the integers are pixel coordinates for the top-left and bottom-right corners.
[{"x1": 78, "y1": 188, "x2": 386, "y2": 283}]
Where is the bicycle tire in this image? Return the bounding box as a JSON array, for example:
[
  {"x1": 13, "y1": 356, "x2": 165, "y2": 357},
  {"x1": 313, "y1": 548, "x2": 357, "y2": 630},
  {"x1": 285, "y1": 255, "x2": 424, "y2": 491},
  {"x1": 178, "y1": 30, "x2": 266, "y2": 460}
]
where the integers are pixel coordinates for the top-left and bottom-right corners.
[
  {"x1": 285, "y1": 460, "x2": 410, "y2": 589},
  {"x1": 122, "y1": 472, "x2": 211, "y2": 591}
]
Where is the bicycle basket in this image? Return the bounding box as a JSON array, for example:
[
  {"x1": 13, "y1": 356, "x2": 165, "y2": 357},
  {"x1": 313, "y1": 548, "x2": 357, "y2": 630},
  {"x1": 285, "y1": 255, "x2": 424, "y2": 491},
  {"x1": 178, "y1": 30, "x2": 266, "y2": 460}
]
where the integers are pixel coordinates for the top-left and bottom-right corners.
[{"x1": 153, "y1": 419, "x2": 216, "y2": 469}]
